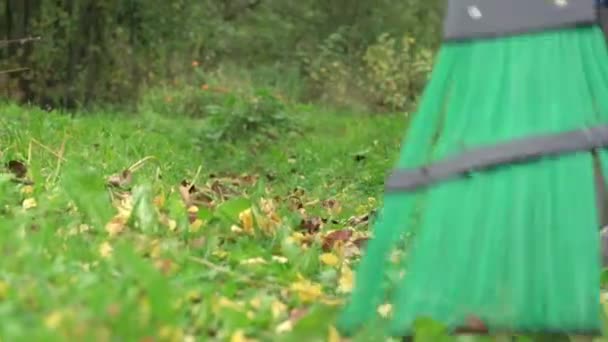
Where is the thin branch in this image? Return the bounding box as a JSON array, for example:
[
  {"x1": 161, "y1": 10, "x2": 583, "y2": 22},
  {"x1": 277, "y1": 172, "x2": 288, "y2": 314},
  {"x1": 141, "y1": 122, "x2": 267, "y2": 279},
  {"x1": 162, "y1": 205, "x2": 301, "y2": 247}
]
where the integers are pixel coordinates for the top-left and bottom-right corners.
[
  {"x1": 0, "y1": 36, "x2": 41, "y2": 47},
  {"x1": 30, "y1": 138, "x2": 68, "y2": 162},
  {"x1": 0, "y1": 67, "x2": 30, "y2": 75}
]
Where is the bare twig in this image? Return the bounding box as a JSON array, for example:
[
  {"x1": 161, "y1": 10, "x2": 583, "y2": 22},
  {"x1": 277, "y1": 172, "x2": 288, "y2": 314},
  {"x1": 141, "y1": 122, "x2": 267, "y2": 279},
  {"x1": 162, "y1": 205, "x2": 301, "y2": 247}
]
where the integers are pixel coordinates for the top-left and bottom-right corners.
[
  {"x1": 30, "y1": 138, "x2": 68, "y2": 162},
  {"x1": 0, "y1": 36, "x2": 41, "y2": 47},
  {"x1": 0, "y1": 67, "x2": 30, "y2": 75},
  {"x1": 51, "y1": 134, "x2": 69, "y2": 183},
  {"x1": 127, "y1": 156, "x2": 157, "y2": 173}
]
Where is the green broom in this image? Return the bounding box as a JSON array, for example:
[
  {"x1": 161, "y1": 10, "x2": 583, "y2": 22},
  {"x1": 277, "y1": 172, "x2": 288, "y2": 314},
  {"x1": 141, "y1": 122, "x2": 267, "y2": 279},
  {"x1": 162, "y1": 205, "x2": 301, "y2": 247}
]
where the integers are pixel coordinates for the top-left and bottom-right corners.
[{"x1": 337, "y1": 0, "x2": 608, "y2": 338}]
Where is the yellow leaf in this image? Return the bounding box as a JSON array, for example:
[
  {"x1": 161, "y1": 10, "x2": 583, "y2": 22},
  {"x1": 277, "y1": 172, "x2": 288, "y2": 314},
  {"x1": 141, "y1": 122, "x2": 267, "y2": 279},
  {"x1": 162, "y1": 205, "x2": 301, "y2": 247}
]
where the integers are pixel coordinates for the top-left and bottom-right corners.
[
  {"x1": 319, "y1": 253, "x2": 340, "y2": 267},
  {"x1": 153, "y1": 195, "x2": 165, "y2": 208},
  {"x1": 338, "y1": 265, "x2": 353, "y2": 294},
  {"x1": 240, "y1": 257, "x2": 267, "y2": 265},
  {"x1": 320, "y1": 297, "x2": 343, "y2": 306},
  {"x1": 20, "y1": 185, "x2": 34, "y2": 194},
  {"x1": 158, "y1": 325, "x2": 184, "y2": 342},
  {"x1": 291, "y1": 277, "x2": 323, "y2": 303},
  {"x1": 22, "y1": 197, "x2": 37, "y2": 210},
  {"x1": 99, "y1": 241, "x2": 113, "y2": 258},
  {"x1": 105, "y1": 216, "x2": 126, "y2": 237},
  {"x1": 212, "y1": 249, "x2": 228, "y2": 259},
  {"x1": 231, "y1": 225, "x2": 244, "y2": 234},
  {"x1": 271, "y1": 255, "x2": 288, "y2": 264},
  {"x1": 214, "y1": 296, "x2": 243, "y2": 313},
  {"x1": 239, "y1": 208, "x2": 254, "y2": 234},
  {"x1": 44, "y1": 310, "x2": 63, "y2": 330},
  {"x1": 328, "y1": 325, "x2": 341, "y2": 342},
  {"x1": 230, "y1": 329, "x2": 255, "y2": 342},
  {"x1": 190, "y1": 219, "x2": 203, "y2": 233},
  {"x1": 271, "y1": 299, "x2": 287, "y2": 319},
  {"x1": 275, "y1": 320, "x2": 293, "y2": 334},
  {"x1": 249, "y1": 298, "x2": 262, "y2": 309}
]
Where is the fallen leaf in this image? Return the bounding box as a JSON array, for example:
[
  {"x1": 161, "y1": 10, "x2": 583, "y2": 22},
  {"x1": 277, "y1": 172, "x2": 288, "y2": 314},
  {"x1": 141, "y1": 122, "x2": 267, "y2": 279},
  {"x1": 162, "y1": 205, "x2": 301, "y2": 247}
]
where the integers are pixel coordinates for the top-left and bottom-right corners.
[
  {"x1": 300, "y1": 217, "x2": 323, "y2": 234},
  {"x1": 106, "y1": 169, "x2": 132, "y2": 188},
  {"x1": 271, "y1": 299, "x2": 287, "y2": 319},
  {"x1": 291, "y1": 277, "x2": 323, "y2": 303},
  {"x1": 464, "y1": 315, "x2": 487, "y2": 332},
  {"x1": 99, "y1": 241, "x2": 113, "y2": 258},
  {"x1": 179, "y1": 180, "x2": 213, "y2": 208},
  {"x1": 106, "y1": 303, "x2": 121, "y2": 318},
  {"x1": 189, "y1": 218, "x2": 204, "y2": 233},
  {"x1": 328, "y1": 325, "x2": 341, "y2": 342},
  {"x1": 275, "y1": 320, "x2": 293, "y2": 334},
  {"x1": 7, "y1": 160, "x2": 27, "y2": 178},
  {"x1": 22, "y1": 198, "x2": 37, "y2": 210},
  {"x1": 240, "y1": 257, "x2": 267, "y2": 265},
  {"x1": 338, "y1": 265, "x2": 353, "y2": 293},
  {"x1": 239, "y1": 208, "x2": 254, "y2": 234},
  {"x1": 249, "y1": 298, "x2": 262, "y2": 309},
  {"x1": 20, "y1": 185, "x2": 34, "y2": 194},
  {"x1": 230, "y1": 330, "x2": 254, "y2": 342},
  {"x1": 322, "y1": 229, "x2": 353, "y2": 252},
  {"x1": 105, "y1": 215, "x2": 127, "y2": 237},
  {"x1": 272, "y1": 255, "x2": 288, "y2": 264},
  {"x1": 289, "y1": 307, "x2": 309, "y2": 322},
  {"x1": 322, "y1": 199, "x2": 342, "y2": 216},
  {"x1": 319, "y1": 253, "x2": 340, "y2": 267},
  {"x1": 44, "y1": 310, "x2": 64, "y2": 330}
]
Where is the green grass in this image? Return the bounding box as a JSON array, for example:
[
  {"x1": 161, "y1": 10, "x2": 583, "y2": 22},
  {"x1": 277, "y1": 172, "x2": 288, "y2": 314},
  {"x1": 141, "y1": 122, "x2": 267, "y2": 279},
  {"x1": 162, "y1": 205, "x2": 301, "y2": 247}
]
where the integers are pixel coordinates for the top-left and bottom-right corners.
[{"x1": 0, "y1": 102, "x2": 408, "y2": 341}]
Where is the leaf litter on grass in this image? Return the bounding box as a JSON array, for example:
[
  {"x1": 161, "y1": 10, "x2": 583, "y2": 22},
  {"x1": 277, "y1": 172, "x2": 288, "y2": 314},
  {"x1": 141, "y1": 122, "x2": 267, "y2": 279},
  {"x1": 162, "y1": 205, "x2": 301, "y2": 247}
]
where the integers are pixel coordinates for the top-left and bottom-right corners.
[{"x1": 0, "y1": 108, "x2": 407, "y2": 341}]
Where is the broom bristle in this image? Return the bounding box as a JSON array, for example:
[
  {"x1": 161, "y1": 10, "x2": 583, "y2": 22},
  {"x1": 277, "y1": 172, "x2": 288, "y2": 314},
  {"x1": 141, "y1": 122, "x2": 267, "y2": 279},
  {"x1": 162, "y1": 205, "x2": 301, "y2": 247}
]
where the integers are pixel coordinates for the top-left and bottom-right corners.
[{"x1": 338, "y1": 26, "x2": 608, "y2": 337}]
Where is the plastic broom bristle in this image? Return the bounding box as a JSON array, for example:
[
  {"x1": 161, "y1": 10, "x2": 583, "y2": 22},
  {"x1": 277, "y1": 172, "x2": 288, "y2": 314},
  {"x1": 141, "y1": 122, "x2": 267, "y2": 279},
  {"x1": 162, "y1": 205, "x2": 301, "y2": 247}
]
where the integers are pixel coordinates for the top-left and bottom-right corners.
[{"x1": 338, "y1": 26, "x2": 608, "y2": 338}]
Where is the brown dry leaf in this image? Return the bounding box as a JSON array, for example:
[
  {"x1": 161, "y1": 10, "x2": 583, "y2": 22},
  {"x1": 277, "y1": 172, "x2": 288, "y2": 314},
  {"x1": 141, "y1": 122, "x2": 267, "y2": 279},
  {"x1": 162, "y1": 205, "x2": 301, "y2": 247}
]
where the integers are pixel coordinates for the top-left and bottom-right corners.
[
  {"x1": 322, "y1": 199, "x2": 342, "y2": 216},
  {"x1": 7, "y1": 160, "x2": 27, "y2": 178},
  {"x1": 289, "y1": 307, "x2": 309, "y2": 322},
  {"x1": 105, "y1": 215, "x2": 127, "y2": 237},
  {"x1": 179, "y1": 180, "x2": 214, "y2": 208},
  {"x1": 154, "y1": 258, "x2": 175, "y2": 276},
  {"x1": 464, "y1": 315, "x2": 488, "y2": 332},
  {"x1": 347, "y1": 213, "x2": 372, "y2": 228},
  {"x1": 106, "y1": 303, "x2": 121, "y2": 318},
  {"x1": 322, "y1": 229, "x2": 353, "y2": 252},
  {"x1": 275, "y1": 307, "x2": 310, "y2": 333},
  {"x1": 300, "y1": 217, "x2": 323, "y2": 234},
  {"x1": 106, "y1": 169, "x2": 132, "y2": 188},
  {"x1": 153, "y1": 194, "x2": 165, "y2": 208}
]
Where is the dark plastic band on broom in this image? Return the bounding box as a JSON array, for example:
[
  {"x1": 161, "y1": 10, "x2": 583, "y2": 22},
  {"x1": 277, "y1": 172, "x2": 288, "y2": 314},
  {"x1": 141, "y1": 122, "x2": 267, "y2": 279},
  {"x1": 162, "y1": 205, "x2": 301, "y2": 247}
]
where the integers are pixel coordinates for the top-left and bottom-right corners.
[{"x1": 386, "y1": 125, "x2": 608, "y2": 192}]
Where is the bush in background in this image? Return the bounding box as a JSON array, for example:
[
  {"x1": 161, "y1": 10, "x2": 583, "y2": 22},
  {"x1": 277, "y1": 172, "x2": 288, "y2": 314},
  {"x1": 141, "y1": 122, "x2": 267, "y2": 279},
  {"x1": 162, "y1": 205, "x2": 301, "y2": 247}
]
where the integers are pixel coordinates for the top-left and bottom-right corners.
[{"x1": 1, "y1": 0, "x2": 444, "y2": 113}]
